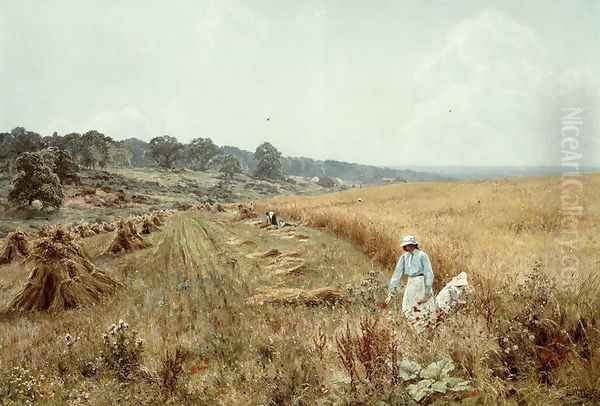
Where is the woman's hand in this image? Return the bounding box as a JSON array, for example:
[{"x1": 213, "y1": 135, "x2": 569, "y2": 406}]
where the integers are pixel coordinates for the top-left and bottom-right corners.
[{"x1": 417, "y1": 292, "x2": 433, "y2": 305}]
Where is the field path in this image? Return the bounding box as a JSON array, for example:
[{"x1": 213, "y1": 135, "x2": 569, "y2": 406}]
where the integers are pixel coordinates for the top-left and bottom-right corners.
[{"x1": 97, "y1": 210, "x2": 378, "y2": 302}]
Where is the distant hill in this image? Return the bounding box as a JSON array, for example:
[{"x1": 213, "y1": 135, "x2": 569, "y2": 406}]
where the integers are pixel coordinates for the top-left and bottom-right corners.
[
  {"x1": 401, "y1": 165, "x2": 600, "y2": 180},
  {"x1": 221, "y1": 146, "x2": 446, "y2": 183},
  {"x1": 121, "y1": 138, "x2": 445, "y2": 183}
]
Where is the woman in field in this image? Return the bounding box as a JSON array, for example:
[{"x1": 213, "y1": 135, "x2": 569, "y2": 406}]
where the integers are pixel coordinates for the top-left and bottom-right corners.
[{"x1": 385, "y1": 235, "x2": 436, "y2": 320}]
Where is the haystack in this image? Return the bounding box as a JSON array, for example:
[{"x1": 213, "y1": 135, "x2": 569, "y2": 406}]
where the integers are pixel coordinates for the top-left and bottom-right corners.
[
  {"x1": 106, "y1": 221, "x2": 150, "y2": 255},
  {"x1": 238, "y1": 204, "x2": 257, "y2": 220},
  {"x1": 7, "y1": 227, "x2": 123, "y2": 312},
  {"x1": 76, "y1": 224, "x2": 95, "y2": 238},
  {"x1": 38, "y1": 224, "x2": 55, "y2": 238},
  {"x1": 141, "y1": 216, "x2": 160, "y2": 234},
  {"x1": 245, "y1": 249, "x2": 281, "y2": 259},
  {"x1": 247, "y1": 287, "x2": 347, "y2": 306},
  {"x1": 0, "y1": 231, "x2": 31, "y2": 265},
  {"x1": 278, "y1": 250, "x2": 302, "y2": 258},
  {"x1": 226, "y1": 237, "x2": 256, "y2": 247},
  {"x1": 266, "y1": 259, "x2": 306, "y2": 277},
  {"x1": 151, "y1": 214, "x2": 162, "y2": 227},
  {"x1": 103, "y1": 222, "x2": 116, "y2": 232},
  {"x1": 90, "y1": 223, "x2": 102, "y2": 234}
]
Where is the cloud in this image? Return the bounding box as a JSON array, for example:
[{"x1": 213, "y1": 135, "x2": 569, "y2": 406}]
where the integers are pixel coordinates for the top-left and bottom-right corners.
[{"x1": 394, "y1": 9, "x2": 560, "y2": 166}]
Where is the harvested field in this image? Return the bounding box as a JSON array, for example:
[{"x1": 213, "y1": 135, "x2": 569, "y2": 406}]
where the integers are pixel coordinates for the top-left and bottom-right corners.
[{"x1": 0, "y1": 209, "x2": 380, "y2": 404}]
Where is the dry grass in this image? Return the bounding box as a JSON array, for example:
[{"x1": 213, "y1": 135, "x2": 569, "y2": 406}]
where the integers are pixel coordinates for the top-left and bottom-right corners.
[
  {"x1": 0, "y1": 175, "x2": 598, "y2": 405},
  {"x1": 261, "y1": 174, "x2": 600, "y2": 403}
]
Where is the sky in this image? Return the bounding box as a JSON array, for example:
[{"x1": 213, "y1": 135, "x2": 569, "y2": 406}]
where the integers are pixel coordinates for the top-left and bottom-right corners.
[{"x1": 0, "y1": 0, "x2": 599, "y2": 167}]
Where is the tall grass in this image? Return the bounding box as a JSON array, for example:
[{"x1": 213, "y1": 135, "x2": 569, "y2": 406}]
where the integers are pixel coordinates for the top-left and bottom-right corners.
[{"x1": 262, "y1": 174, "x2": 600, "y2": 403}]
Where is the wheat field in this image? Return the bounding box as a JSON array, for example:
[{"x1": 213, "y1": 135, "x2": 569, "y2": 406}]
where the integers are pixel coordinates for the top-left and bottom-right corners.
[{"x1": 262, "y1": 174, "x2": 600, "y2": 403}]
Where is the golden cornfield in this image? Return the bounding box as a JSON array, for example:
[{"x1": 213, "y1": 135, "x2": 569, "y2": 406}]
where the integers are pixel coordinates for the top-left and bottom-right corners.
[{"x1": 261, "y1": 174, "x2": 600, "y2": 403}]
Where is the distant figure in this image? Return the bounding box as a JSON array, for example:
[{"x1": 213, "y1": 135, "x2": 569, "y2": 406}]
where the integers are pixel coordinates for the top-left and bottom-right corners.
[
  {"x1": 266, "y1": 211, "x2": 278, "y2": 227},
  {"x1": 385, "y1": 235, "x2": 435, "y2": 320}
]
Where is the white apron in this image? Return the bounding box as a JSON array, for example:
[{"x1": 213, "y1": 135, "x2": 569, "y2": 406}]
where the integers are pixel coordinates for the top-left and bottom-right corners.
[{"x1": 402, "y1": 275, "x2": 436, "y2": 321}]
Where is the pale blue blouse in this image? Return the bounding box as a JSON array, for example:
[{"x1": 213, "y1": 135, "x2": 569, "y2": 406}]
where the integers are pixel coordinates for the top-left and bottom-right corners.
[{"x1": 388, "y1": 249, "x2": 434, "y2": 296}]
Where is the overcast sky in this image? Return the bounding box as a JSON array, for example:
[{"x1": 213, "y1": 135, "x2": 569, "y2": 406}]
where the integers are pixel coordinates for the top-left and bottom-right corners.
[{"x1": 1, "y1": 1, "x2": 598, "y2": 166}]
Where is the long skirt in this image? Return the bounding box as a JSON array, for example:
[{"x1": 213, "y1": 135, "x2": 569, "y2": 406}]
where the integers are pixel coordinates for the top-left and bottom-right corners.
[{"x1": 402, "y1": 276, "x2": 436, "y2": 321}]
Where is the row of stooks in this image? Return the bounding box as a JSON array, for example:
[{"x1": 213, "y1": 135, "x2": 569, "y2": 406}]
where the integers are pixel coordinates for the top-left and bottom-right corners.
[
  {"x1": 192, "y1": 201, "x2": 226, "y2": 213},
  {"x1": 0, "y1": 210, "x2": 174, "y2": 265},
  {"x1": 1, "y1": 203, "x2": 250, "y2": 313},
  {"x1": 0, "y1": 209, "x2": 176, "y2": 312}
]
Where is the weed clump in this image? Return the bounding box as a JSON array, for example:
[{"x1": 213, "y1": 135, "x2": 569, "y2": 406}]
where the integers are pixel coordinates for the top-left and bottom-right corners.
[
  {"x1": 0, "y1": 366, "x2": 43, "y2": 405},
  {"x1": 159, "y1": 346, "x2": 190, "y2": 395},
  {"x1": 101, "y1": 320, "x2": 145, "y2": 381}
]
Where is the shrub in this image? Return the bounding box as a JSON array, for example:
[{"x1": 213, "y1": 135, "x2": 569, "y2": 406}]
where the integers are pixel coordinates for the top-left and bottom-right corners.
[{"x1": 101, "y1": 320, "x2": 144, "y2": 381}]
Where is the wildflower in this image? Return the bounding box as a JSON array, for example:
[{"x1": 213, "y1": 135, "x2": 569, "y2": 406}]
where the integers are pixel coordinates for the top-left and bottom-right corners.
[
  {"x1": 512, "y1": 345, "x2": 518, "y2": 351},
  {"x1": 528, "y1": 334, "x2": 535, "y2": 341}
]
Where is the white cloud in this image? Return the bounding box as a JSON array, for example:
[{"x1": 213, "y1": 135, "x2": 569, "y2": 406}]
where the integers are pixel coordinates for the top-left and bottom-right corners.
[{"x1": 393, "y1": 9, "x2": 560, "y2": 166}]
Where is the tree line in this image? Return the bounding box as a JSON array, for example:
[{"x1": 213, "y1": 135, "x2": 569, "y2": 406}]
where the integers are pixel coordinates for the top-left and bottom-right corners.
[
  {"x1": 0, "y1": 126, "x2": 285, "y2": 211},
  {"x1": 145, "y1": 135, "x2": 283, "y2": 180},
  {"x1": 0, "y1": 127, "x2": 118, "y2": 175}
]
